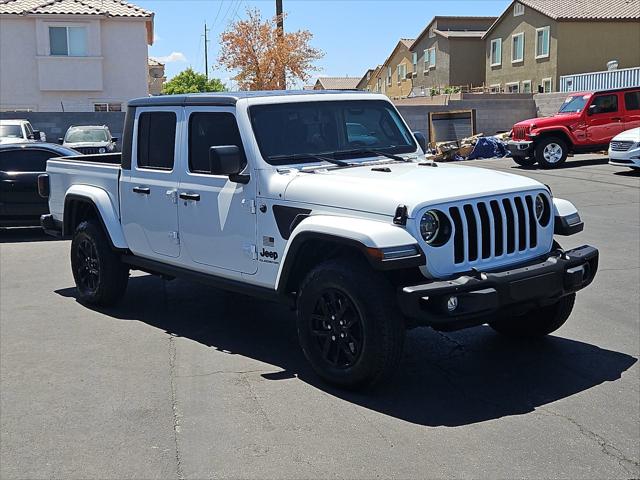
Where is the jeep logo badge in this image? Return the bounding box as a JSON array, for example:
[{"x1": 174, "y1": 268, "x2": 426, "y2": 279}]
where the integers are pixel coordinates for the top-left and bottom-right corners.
[{"x1": 260, "y1": 248, "x2": 278, "y2": 260}]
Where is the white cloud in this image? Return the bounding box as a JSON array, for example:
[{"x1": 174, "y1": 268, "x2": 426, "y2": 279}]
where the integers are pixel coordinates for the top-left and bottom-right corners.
[{"x1": 152, "y1": 52, "x2": 187, "y2": 64}]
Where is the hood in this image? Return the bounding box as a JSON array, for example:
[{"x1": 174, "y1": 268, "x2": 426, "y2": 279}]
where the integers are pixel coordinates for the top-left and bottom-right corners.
[
  {"x1": 283, "y1": 162, "x2": 544, "y2": 217},
  {"x1": 613, "y1": 127, "x2": 640, "y2": 142},
  {"x1": 515, "y1": 112, "x2": 581, "y2": 128},
  {"x1": 63, "y1": 141, "x2": 111, "y2": 147}
]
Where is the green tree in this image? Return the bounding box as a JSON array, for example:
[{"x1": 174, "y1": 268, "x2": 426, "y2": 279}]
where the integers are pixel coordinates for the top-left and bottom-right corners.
[{"x1": 162, "y1": 68, "x2": 226, "y2": 94}]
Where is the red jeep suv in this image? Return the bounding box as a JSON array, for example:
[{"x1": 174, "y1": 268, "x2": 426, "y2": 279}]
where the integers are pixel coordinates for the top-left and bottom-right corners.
[{"x1": 508, "y1": 87, "x2": 640, "y2": 168}]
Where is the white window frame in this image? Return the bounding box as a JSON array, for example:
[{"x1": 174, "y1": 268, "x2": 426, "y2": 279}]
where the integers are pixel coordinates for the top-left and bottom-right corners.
[
  {"x1": 424, "y1": 49, "x2": 429, "y2": 73},
  {"x1": 535, "y1": 26, "x2": 550, "y2": 59},
  {"x1": 94, "y1": 102, "x2": 121, "y2": 112},
  {"x1": 426, "y1": 47, "x2": 436, "y2": 68},
  {"x1": 490, "y1": 38, "x2": 502, "y2": 67},
  {"x1": 542, "y1": 77, "x2": 553, "y2": 93},
  {"x1": 412, "y1": 52, "x2": 418, "y2": 77},
  {"x1": 48, "y1": 25, "x2": 87, "y2": 56},
  {"x1": 387, "y1": 66, "x2": 392, "y2": 86},
  {"x1": 522, "y1": 80, "x2": 532, "y2": 93},
  {"x1": 397, "y1": 63, "x2": 406, "y2": 84},
  {"x1": 511, "y1": 32, "x2": 524, "y2": 63},
  {"x1": 513, "y1": 2, "x2": 525, "y2": 16},
  {"x1": 506, "y1": 82, "x2": 520, "y2": 93},
  {"x1": 490, "y1": 84, "x2": 501, "y2": 93}
]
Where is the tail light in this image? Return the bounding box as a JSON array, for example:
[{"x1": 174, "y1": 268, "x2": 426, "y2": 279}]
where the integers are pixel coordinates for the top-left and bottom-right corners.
[{"x1": 37, "y1": 174, "x2": 49, "y2": 198}]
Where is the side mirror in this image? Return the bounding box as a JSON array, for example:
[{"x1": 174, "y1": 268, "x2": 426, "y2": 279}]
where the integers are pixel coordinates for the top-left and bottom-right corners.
[
  {"x1": 209, "y1": 145, "x2": 249, "y2": 184},
  {"x1": 413, "y1": 131, "x2": 427, "y2": 152},
  {"x1": 58, "y1": 137, "x2": 64, "y2": 144},
  {"x1": 587, "y1": 104, "x2": 599, "y2": 115}
]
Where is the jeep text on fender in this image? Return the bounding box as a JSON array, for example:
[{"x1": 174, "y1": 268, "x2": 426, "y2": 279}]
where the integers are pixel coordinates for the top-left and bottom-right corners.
[{"x1": 40, "y1": 91, "x2": 599, "y2": 389}]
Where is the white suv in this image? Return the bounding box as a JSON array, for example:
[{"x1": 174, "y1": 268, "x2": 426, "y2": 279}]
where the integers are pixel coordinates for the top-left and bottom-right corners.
[{"x1": 0, "y1": 119, "x2": 45, "y2": 144}]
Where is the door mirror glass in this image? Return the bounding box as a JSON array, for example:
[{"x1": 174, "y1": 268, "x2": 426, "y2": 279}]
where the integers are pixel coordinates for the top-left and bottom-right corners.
[
  {"x1": 413, "y1": 131, "x2": 427, "y2": 152},
  {"x1": 111, "y1": 137, "x2": 118, "y2": 143},
  {"x1": 209, "y1": 145, "x2": 249, "y2": 183},
  {"x1": 58, "y1": 137, "x2": 64, "y2": 144},
  {"x1": 587, "y1": 104, "x2": 599, "y2": 115}
]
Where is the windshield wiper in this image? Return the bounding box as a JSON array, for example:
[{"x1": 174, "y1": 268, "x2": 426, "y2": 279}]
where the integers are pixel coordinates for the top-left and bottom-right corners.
[
  {"x1": 331, "y1": 148, "x2": 411, "y2": 162},
  {"x1": 268, "y1": 153, "x2": 351, "y2": 167}
]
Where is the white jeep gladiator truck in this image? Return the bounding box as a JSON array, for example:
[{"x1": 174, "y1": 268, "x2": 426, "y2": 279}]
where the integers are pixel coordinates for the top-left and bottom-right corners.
[{"x1": 39, "y1": 91, "x2": 599, "y2": 388}]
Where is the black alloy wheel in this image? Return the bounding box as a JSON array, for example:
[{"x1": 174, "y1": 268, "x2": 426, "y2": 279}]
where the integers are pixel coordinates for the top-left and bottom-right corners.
[{"x1": 76, "y1": 237, "x2": 101, "y2": 295}]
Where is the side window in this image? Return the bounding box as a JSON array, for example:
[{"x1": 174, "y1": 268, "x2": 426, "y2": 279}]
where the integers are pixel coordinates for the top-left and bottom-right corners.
[
  {"x1": 137, "y1": 111, "x2": 176, "y2": 170},
  {"x1": 0, "y1": 149, "x2": 55, "y2": 172},
  {"x1": 188, "y1": 112, "x2": 245, "y2": 174},
  {"x1": 591, "y1": 94, "x2": 618, "y2": 114},
  {"x1": 624, "y1": 91, "x2": 640, "y2": 111}
]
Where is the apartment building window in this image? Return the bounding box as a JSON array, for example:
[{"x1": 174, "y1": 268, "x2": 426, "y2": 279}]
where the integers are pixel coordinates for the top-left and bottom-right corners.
[
  {"x1": 542, "y1": 77, "x2": 553, "y2": 93},
  {"x1": 397, "y1": 64, "x2": 406, "y2": 84},
  {"x1": 513, "y1": 2, "x2": 525, "y2": 16},
  {"x1": 412, "y1": 52, "x2": 418, "y2": 76},
  {"x1": 49, "y1": 26, "x2": 87, "y2": 56},
  {"x1": 490, "y1": 84, "x2": 501, "y2": 93},
  {"x1": 522, "y1": 80, "x2": 532, "y2": 93},
  {"x1": 387, "y1": 66, "x2": 392, "y2": 86},
  {"x1": 490, "y1": 39, "x2": 502, "y2": 66},
  {"x1": 506, "y1": 82, "x2": 520, "y2": 93},
  {"x1": 512, "y1": 32, "x2": 524, "y2": 63},
  {"x1": 536, "y1": 26, "x2": 550, "y2": 58},
  {"x1": 422, "y1": 47, "x2": 436, "y2": 69},
  {"x1": 94, "y1": 103, "x2": 122, "y2": 112}
]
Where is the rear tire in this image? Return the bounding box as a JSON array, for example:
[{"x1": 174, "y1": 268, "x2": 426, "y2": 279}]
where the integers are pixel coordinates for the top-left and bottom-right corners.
[
  {"x1": 535, "y1": 137, "x2": 568, "y2": 169},
  {"x1": 489, "y1": 294, "x2": 575, "y2": 338},
  {"x1": 513, "y1": 155, "x2": 537, "y2": 167},
  {"x1": 70, "y1": 220, "x2": 129, "y2": 306},
  {"x1": 296, "y1": 259, "x2": 405, "y2": 389}
]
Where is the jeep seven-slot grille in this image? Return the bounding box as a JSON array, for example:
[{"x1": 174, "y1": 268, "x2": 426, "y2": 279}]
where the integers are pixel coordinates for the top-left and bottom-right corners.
[
  {"x1": 512, "y1": 126, "x2": 528, "y2": 140},
  {"x1": 449, "y1": 194, "x2": 539, "y2": 265},
  {"x1": 610, "y1": 141, "x2": 634, "y2": 152}
]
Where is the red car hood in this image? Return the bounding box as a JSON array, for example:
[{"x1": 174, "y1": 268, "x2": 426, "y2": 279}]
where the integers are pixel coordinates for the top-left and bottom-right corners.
[{"x1": 515, "y1": 112, "x2": 582, "y2": 128}]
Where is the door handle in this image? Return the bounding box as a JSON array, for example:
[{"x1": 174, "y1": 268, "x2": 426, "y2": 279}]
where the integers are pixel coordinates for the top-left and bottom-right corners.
[
  {"x1": 133, "y1": 186, "x2": 150, "y2": 194},
  {"x1": 179, "y1": 192, "x2": 200, "y2": 201}
]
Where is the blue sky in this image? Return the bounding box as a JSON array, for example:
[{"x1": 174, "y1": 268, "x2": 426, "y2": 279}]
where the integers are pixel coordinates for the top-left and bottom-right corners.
[{"x1": 138, "y1": 0, "x2": 509, "y2": 88}]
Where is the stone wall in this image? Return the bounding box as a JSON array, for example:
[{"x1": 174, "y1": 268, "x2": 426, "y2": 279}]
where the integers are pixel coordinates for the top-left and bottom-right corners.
[
  {"x1": 396, "y1": 96, "x2": 538, "y2": 142},
  {"x1": 533, "y1": 92, "x2": 567, "y2": 117},
  {"x1": 0, "y1": 112, "x2": 125, "y2": 147}
]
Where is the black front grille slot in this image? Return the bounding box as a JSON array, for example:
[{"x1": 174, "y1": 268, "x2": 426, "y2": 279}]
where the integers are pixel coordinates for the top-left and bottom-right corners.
[
  {"x1": 525, "y1": 196, "x2": 537, "y2": 248},
  {"x1": 514, "y1": 197, "x2": 527, "y2": 251},
  {"x1": 490, "y1": 200, "x2": 503, "y2": 256},
  {"x1": 478, "y1": 202, "x2": 491, "y2": 259},
  {"x1": 450, "y1": 207, "x2": 464, "y2": 264},
  {"x1": 502, "y1": 199, "x2": 515, "y2": 253},
  {"x1": 463, "y1": 204, "x2": 478, "y2": 261}
]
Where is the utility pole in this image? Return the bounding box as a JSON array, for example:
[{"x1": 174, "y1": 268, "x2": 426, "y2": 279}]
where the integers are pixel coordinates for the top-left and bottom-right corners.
[
  {"x1": 276, "y1": 0, "x2": 286, "y2": 90},
  {"x1": 203, "y1": 22, "x2": 210, "y2": 81}
]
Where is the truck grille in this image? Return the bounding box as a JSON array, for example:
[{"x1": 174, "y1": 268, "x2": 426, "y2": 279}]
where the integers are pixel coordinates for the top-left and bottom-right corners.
[
  {"x1": 512, "y1": 126, "x2": 528, "y2": 140},
  {"x1": 448, "y1": 193, "x2": 548, "y2": 265},
  {"x1": 75, "y1": 147, "x2": 101, "y2": 155},
  {"x1": 610, "y1": 141, "x2": 634, "y2": 152}
]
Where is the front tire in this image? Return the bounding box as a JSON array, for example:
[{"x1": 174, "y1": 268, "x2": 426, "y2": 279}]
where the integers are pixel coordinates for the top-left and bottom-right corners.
[
  {"x1": 489, "y1": 294, "x2": 575, "y2": 338},
  {"x1": 71, "y1": 220, "x2": 129, "y2": 306},
  {"x1": 535, "y1": 137, "x2": 568, "y2": 169},
  {"x1": 296, "y1": 259, "x2": 405, "y2": 389}
]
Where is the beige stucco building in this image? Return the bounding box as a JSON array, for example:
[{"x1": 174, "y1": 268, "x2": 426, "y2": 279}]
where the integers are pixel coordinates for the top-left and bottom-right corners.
[
  {"x1": 0, "y1": 0, "x2": 154, "y2": 112},
  {"x1": 483, "y1": 0, "x2": 640, "y2": 93},
  {"x1": 374, "y1": 39, "x2": 414, "y2": 100},
  {"x1": 409, "y1": 16, "x2": 496, "y2": 95}
]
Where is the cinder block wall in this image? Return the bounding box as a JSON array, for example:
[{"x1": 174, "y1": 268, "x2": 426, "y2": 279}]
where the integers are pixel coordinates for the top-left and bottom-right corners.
[
  {"x1": 396, "y1": 96, "x2": 538, "y2": 142},
  {"x1": 533, "y1": 92, "x2": 567, "y2": 117},
  {"x1": 0, "y1": 112, "x2": 125, "y2": 148}
]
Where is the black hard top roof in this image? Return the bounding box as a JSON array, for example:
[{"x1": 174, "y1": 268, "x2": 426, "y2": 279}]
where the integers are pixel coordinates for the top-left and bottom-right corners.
[{"x1": 128, "y1": 90, "x2": 370, "y2": 107}]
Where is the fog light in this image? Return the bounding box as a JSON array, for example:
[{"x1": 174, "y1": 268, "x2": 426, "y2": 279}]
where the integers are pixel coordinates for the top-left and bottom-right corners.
[{"x1": 446, "y1": 296, "x2": 459, "y2": 312}]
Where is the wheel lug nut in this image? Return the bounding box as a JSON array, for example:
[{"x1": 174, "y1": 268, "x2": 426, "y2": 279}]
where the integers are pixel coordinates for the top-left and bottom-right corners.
[
  {"x1": 331, "y1": 335, "x2": 336, "y2": 341},
  {"x1": 340, "y1": 333, "x2": 345, "y2": 338},
  {"x1": 331, "y1": 315, "x2": 335, "y2": 320}
]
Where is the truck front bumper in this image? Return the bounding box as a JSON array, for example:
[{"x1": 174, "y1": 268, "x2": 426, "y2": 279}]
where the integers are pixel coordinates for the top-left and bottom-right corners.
[
  {"x1": 398, "y1": 245, "x2": 598, "y2": 331},
  {"x1": 507, "y1": 140, "x2": 534, "y2": 157}
]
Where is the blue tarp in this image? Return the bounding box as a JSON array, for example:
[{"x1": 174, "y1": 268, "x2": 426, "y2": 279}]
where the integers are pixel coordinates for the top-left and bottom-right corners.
[{"x1": 466, "y1": 137, "x2": 510, "y2": 160}]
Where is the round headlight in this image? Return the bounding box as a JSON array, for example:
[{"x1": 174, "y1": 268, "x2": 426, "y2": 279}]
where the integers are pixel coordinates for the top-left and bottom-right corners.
[
  {"x1": 98, "y1": 147, "x2": 106, "y2": 153},
  {"x1": 420, "y1": 211, "x2": 440, "y2": 243}
]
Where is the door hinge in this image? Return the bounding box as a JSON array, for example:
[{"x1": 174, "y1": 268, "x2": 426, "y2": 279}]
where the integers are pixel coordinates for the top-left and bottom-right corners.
[
  {"x1": 242, "y1": 198, "x2": 257, "y2": 214},
  {"x1": 169, "y1": 231, "x2": 180, "y2": 244},
  {"x1": 166, "y1": 189, "x2": 178, "y2": 204}
]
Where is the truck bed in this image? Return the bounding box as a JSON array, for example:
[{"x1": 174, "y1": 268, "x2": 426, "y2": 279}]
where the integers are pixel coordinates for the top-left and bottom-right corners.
[{"x1": 46, "y1": 153, "x2": 122, "y2": 223}]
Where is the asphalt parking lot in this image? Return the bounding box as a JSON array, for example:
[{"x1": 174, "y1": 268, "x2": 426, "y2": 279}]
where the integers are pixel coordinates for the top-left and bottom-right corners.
[{"x1": 1, "y1": 155, "x2": 638, "y2": 479}]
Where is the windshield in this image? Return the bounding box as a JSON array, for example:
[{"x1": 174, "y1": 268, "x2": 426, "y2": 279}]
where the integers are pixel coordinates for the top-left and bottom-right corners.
[
  {"x1": 559, "y1": 95, "x2": 589, "y2": 113},
  {"x1": 249, "y1": 100, "x2": 416, "y2": 165},
  {"x1": 0, "y1": 125, "x2": 23, "y2": 138},
  {"x1": 65, "y1": 128, "x2": 109, "y2": 143}
]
